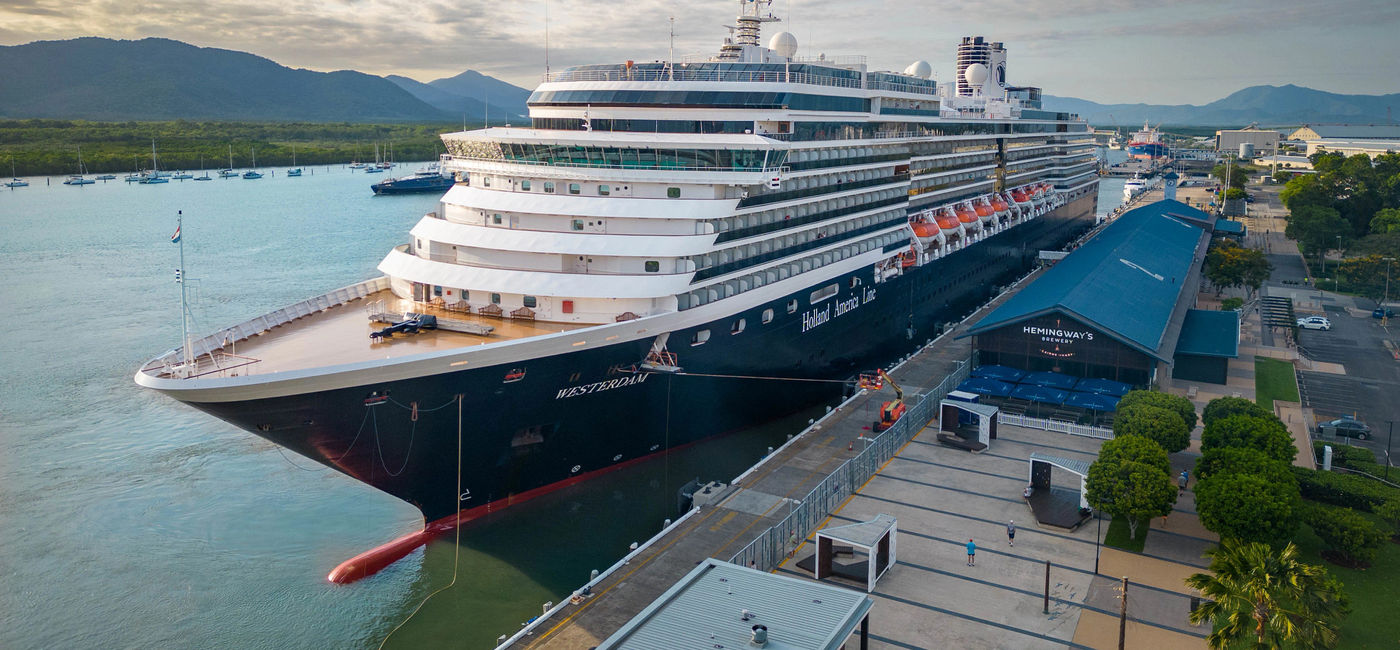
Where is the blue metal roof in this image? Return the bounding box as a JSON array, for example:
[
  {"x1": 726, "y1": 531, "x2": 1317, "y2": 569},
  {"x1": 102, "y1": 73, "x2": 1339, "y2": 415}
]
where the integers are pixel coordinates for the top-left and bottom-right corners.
[
  {"x1": 1175, "y1": 309, "x2": 1240, "y2": 358},
  {"x1": 964, "y1": 199, "x2": 1213, "y2": 360},
  {"x1": 1214, "y1": 220, "x2": 1246, "y2": 234}
]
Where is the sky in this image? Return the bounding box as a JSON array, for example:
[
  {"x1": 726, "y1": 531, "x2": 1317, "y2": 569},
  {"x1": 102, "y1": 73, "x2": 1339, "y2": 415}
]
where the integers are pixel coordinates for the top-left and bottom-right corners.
[{"x1": 2, "y1": 0, "x2": 1398, "y2": 104}]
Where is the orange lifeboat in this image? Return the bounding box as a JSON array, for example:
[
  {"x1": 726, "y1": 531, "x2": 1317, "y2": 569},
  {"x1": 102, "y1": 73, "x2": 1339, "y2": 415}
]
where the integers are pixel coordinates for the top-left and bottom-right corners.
[
  {"x1": 974, "y1": 200, "x2": 995, "y2": 217},
  {"x1": 900, "y1": 246, "x2": 917, "y2": 268},
  {"x1": 1011, "y1": 188, "x2": 1031, "y2": 203},
  {"x1": 955, "y1": 203, "x2": 979, "y2": 223},
  {"x1": 911, "y1": 221, "x2": 940, "y2": 238},
  {"x1": 990, "y1": 195, "x2": 1010, "y2": 212},
  {"x1": 935, "y1": 210, "x2": 961, "y2": 231}
]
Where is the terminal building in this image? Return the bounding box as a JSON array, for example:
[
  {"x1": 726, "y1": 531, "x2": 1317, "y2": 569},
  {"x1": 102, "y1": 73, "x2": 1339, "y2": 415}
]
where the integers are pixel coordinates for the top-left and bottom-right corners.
[
  {"x1": 962, "y1": 199, "x2": 1239, "y2": 388},
  {"x1": 1215, "y1": 127, "x2": 1280, "y2": 156},
  {"x1": 1288, "y1": 124, "x2": 1400, "y2": 158}
]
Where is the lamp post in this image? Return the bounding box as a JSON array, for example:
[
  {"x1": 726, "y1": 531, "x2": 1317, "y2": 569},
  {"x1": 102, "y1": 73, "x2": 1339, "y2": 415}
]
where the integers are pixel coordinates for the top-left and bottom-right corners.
[
  {"x1": 1383, "y1": 257, "x2": 1395, "y2": 326},
  {"x1": 1387, "y1": 421, "x2": 1394, "y2": 481},
  {"x1": 1094, "y1": 509, "x2": 1103, "y2": 574}
]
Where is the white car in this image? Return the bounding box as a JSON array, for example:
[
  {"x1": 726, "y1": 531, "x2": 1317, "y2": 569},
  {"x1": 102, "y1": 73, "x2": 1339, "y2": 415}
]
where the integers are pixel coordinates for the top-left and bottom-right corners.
[{"x1": 1297, "y1": 316, "x2": 1332, "y2": 330}]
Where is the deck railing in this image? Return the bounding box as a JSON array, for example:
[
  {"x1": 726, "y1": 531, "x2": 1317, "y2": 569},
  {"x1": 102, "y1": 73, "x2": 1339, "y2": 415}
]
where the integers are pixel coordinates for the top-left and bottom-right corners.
[
  {"x1": 141, "y1": 277, "x2": 391, "y2": 377},
  {"x1": 999, "y1": 413, "x2": 1115, "y2": 439}
]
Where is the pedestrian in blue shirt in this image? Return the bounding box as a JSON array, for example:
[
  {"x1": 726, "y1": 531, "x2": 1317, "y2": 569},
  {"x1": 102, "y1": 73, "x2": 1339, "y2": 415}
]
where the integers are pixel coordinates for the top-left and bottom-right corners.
[
  {"x1": 966, "y1": 538, "x2": 976, "y2": 566},
  {"x1": 1006, "y1": 520, "x2": 1016, "y2": 547}
]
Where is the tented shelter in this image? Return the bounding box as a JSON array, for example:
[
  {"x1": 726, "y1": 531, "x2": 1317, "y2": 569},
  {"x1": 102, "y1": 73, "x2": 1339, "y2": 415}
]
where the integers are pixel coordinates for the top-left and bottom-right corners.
[
  {"x1": 814, "y1": 514, "x2": 897, "y2": 593},
  {"x1": 1020, "y1": 371, "x2": 1079, "y2": 391},
  {"x1": 956, "y1": 377, "x2": 1015, "y2": 398},
  {"x1": 1010, "y1": 384, "x2": 1069, "y2": 406},
  {"x1": 971, "y1": 364, "x2": 1026, "y2": 382},
  {"x1": 1063, "y1": 391, "x2": 1120, "y2": 411},
  {"x1": 1026, "y1": 452, "x2": 1093, "y2": 530},
  {"x1": 939, "y1": 399, "x2": 999, "y2": 451},
  {"x1": 1073, "y1": 378, "x2": 1132, "y2": 397}
]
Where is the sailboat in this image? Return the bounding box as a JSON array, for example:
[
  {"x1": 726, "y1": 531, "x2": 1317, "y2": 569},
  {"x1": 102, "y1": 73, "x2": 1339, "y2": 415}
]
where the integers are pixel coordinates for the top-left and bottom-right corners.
[
  {"x1": 194, "y1": 155, "x2": 212, "y2": 181},
  {"x1": 287, "y1": 145, "x2": 302, "y2": 177},
  {"x1": 63, "y1": 146, "x2": 95, "y2": 185},
  {"x1": 5, "y1": 157, "x2": 27, "y2": 187},
  {"x1": 218, "y1": 145, "x2": 238, "y2": 178},
  {"x1": 140, "y1": 140, "x2": 169, "y2": 184},
  {"x1": 365, "y1": 143, "x2": 384, "y2": 173},
  {"x1": 125, "y1": 155, "x2": 143, "y2": 182},
  {"x1": 242, "y1": 147, "x2": 263, "y2": 179}
]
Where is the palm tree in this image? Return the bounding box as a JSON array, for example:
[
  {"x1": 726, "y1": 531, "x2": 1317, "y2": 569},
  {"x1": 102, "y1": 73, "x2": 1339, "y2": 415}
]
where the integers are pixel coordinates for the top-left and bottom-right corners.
[{"x1": 1186, "y1": 540, "x2": 1349, "y2": 649}]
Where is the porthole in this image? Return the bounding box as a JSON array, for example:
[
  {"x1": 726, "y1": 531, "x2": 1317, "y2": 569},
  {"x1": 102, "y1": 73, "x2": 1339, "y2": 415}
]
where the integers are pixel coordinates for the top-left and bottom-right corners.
[{"x1": 761, "y1": 308, "x2": 774, "y2": 324}]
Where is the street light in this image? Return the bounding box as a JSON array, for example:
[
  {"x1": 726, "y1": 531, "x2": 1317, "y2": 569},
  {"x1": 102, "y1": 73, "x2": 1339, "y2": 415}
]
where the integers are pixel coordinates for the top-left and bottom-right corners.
[{"x1": 1383, "y1": 257, "x2": 1395, "y2": 326}]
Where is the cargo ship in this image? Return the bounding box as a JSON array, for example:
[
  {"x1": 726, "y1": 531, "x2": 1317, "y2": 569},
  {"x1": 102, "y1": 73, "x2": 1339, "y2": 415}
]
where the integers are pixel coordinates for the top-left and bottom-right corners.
[
  {"x1": 1126, "y1": 120, "x2": 1169, "y2": 159},
  {"x1": 135, "y1": 0, "x2": 1098, "y2": 580}
]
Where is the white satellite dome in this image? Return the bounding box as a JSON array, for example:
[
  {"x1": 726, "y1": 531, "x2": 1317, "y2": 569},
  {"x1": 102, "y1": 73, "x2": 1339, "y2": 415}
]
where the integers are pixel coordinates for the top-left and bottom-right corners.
[
  {"x1": 769, "y1": 32, "x2": 798, "y2": 59},
  {"x1": 903, "y1": 60, "x2": 933, "y2": 79},
  {"x1": 963, "y1": 62, "x2": 989, "y2": 87}
]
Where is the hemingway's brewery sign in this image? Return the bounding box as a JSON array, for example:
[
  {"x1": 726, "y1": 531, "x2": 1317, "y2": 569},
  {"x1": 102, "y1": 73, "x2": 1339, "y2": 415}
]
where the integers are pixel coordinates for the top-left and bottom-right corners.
[{"x1": 1020, "y1": 317, "x2": 1096, "y2": 359}]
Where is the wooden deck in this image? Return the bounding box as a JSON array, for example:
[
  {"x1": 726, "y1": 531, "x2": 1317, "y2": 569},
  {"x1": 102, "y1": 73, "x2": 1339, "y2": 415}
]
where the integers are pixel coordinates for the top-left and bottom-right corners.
[{"x1": 197, "y1": 290, "x2": 582, "y2": 377}]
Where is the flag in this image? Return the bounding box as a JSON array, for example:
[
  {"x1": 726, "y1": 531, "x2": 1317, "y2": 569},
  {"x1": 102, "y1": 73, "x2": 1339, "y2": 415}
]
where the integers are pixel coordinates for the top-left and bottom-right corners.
[{"x1": 171, "y1": 225, "x2": 181, "y2": 244}]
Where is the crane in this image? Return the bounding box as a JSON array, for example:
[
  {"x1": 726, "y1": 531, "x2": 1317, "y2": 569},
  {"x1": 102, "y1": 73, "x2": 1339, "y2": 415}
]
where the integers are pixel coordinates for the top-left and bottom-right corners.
[{"x1": 860, "y1": 369, "x2": 906, "y2": 432}]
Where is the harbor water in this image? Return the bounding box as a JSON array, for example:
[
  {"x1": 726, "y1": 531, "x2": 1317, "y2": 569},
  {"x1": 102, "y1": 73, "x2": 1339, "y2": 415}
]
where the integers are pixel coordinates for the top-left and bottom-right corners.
[{"x1": 0, "y1": 162, "x2": 1131, "y2": 648}]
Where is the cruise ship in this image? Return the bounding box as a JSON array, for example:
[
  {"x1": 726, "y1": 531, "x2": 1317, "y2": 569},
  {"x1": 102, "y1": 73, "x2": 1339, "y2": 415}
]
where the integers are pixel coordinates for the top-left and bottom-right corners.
[{"x1": 135, "y1": 0, "x2": 1097, "y2": 580}]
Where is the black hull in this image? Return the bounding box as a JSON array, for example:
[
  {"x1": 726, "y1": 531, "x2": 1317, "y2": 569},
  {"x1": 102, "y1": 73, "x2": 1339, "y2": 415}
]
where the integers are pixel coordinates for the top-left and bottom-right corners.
[{"x1": 189, "y1": 194, "x2": 1097, "y2": 523}]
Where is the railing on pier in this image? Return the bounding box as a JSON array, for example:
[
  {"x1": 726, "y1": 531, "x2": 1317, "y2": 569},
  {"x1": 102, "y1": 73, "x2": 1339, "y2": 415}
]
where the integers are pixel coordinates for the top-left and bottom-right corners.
[
  {"x1": 727, "y1": 359, "x2": 971, "y2": 573},
  {"x1": 998, "y1": 413, "x2": 1114, "y2": 440}
]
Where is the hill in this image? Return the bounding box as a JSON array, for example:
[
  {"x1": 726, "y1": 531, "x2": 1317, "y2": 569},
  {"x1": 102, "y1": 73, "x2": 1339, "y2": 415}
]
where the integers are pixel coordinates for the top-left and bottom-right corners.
[
  {"x1": 385, "y1": 74, "x2": 529, "y2": 122},
  {"x1": 1044, "y1": 85, "x2": 1400, "y2": 127},
  {"x1": 0, "y1": 38, "x2": 449, "y2": 122}
]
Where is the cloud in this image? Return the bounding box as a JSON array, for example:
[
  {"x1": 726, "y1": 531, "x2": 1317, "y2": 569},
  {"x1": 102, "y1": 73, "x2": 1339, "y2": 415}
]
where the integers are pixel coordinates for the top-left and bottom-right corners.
[{"x1": 0, "y1": 0, "x2": 1396, "y2": 103}]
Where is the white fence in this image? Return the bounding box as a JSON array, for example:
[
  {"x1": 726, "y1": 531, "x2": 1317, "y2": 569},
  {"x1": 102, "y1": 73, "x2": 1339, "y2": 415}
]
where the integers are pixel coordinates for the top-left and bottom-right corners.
[{"x1": 999, "y1": 412, "x2": 1114, "y2": 439}]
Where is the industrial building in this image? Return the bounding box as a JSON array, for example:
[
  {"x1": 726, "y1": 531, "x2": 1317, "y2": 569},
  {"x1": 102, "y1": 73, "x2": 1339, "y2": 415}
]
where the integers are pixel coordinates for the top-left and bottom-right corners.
[
  {"x1": 1288, "y1": 124, "x2": 1400, "y2": 158},
  {"x1": 962, "y1": 199, "x2": 1239, "y2": 387},
  {"x1": 1215, "y1": 128, "x2": 1280, "y2": 156}
]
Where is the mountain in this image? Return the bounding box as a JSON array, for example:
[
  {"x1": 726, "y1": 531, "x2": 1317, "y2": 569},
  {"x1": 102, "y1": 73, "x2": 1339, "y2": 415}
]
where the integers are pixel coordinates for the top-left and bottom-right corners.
[
  {"x1": 0, "y1": 37, "x2": 451, "y2": 122},
  {"x1": 427, "y1": 70, "x2": 533, "y2": 120},
  {"x1": 1043, "y1": 85, "x2": 1400, "y2": 127},
  {"x1": 385, "y1": 74, "x2": 528, "y2": 122}
]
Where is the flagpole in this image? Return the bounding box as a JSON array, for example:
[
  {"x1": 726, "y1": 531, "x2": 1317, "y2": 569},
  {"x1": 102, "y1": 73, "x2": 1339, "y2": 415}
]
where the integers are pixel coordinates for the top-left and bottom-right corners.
[{"x1": 177, "y1": 210, "x2": 191, "y2": 371}]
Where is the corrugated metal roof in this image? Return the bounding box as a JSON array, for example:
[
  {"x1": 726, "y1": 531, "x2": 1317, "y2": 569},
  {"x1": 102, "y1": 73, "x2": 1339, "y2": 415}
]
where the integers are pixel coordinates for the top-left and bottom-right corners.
[
  {"x1": 963, "y1": 200, "x2": 1213, "y2": 361},
  {"x1": 1030, "y1": 452, "x2": 1091, "y2": 477},
  {"x1": 598, "y1": 558, "x2": 873, "y2": 650},
  {"x1": 818, "y1": 514, "x2": 897, "y2": 548},
  {"x1": 1214, "y1": 220, "x2": 1245, "y2": 234},
  {"x1": 1175, "y1": 309, "x2": 1239, "y2": 358},
  {"x1": 1295, "y1": 124, "x2": 1400, "y2": 140}
]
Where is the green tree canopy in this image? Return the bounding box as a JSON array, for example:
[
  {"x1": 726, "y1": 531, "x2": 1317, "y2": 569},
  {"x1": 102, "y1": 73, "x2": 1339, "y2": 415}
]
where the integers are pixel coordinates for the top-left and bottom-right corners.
[
  {"x1": 1371, "y1": 207, "x2": 1400, "y2": 235},
  {"x1": 1335, "y1": 254, "x2": 1397, "y2": 300},
  {"x1": 1117, "y1": 390, "x2": 1198, "y2": 430},
  {"x1": 1204, "y1": 240, "x2": 1272, "y2": 298},
  {"x1": 1186, "y1": 540, "x2": 1349, "y2": 650},
  {"x1": 1094, "y1": 433, "x2": 1172, "y2": 475},
  {"x1": 1195, "y1": 471, "x2": 1301, "y2": 544},
  {"x1": 1286, "y1": 204, "x2": 1351, "y2": 260},
  {"x1": 1201, "y1": 414, "x2": 1298, "y2": 463},
  {"x1": 1203, "y1": 396, "x2": 1272, "y2": 427},
  {"x1": 1212, "y1": 161, "x2": 1249, "y2": 190},
  {"x1": 1113, "y1": 404, "x2": 1191, "y2": 454},
  {"x1": 1194, "y1": 446, "x2": 1294, "y2": 484},
  {"x1": 1086, "y1": 435, "x2": 1176, "y2": 538}
]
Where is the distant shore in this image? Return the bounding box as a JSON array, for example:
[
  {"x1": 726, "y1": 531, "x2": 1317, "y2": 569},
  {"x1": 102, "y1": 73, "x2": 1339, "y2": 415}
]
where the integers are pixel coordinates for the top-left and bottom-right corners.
[{"x1": 0, "y1": 119, "x2": 481, "y2": 176}]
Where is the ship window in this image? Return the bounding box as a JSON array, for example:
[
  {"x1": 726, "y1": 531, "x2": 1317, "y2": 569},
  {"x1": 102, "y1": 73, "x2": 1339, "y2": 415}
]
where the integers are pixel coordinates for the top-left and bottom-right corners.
[
  {"x1": 598, "y1": 184, "x2": 610, "y2": 196},
  {"x1": 644, "y1": 260, "x2": 660, "y2": 273},
  {"x1": 493, "y1": 214, "x2": 503, "y2": 224},
  {"x1": 433, "y1": 285, "x2": 443, "y2": 296},
  {"x1": 572, "y1": 219, "x2": 584, "y2": 231},
  {"x1": 761, "y1": 308, "x2": 774, "y2": 324},
  {"x1": 491, "y1": 293, "x2": 501, "y2": 304},
  {"x1": 691, "y1": 329, "x2": 711, "y2": 346},
  {"x1": 483, "y1": 176, "x2": 491, "y2": 187},
  {"x1": 569, "y1": 183, "x2": 581, "y2": 195},
  {"x1": 521, "y1": 180, "x2": 531, "y2": 191},
  {"x1": 787, "y1": 299, "x2": 798, "y2": 314},
  {"x1": 523, "y1": 295, "x2": 537, "y2": 308},
  {"x1": 810, "y1": 284, "x2": 838, "y2": 304},
  {"x1": 461, "y1": 290, "x2": 470, "y2": 301},
  {"x1": 544, "y1": 181, "x2": 555, "y2": 193},
  {"x1": 667, "y1": 187, "x2": 681, "y2": 198},
  {"x1": 731, "y1": 318, "x2": 746, "y2": 335}
]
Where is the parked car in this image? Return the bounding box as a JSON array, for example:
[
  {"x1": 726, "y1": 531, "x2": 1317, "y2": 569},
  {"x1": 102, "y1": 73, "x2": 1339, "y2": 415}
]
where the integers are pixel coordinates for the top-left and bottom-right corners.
[
  {"x1": 1374, "y1": 307, "x2": 1396, "y2": 319},
  {"x1": 1297, "y1": 316, "x2": 1332, "y2": 330},
  {"x1": 1321, "y1": 417, "x2": 1371, "y2": 440}
]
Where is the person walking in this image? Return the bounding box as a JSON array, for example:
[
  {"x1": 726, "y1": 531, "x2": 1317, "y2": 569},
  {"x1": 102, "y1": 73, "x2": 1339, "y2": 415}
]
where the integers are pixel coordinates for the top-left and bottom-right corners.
[
  {"x1": 966, "y1": 538, "x2": 977, "y2": 566},
  {"x1": 1178, "y1": 469, "x2": 1189, "y2": 494},
  {"x1": 1006, "y1": 520, "x2": 1016, "y2": 547}
]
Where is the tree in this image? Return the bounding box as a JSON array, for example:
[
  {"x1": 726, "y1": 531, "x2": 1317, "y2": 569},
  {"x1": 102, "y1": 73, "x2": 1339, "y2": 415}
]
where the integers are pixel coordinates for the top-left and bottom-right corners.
[
  {"x1": 1195, "y1": 472, "x2": 1300, "y2": 544},
  {"x1": 1335, "y1": 254, "x2": 1394, "y2": 300},
  {"x1": 1118, "y1": 389, "x2": 1198, "y2": 430},
  {"x1": 1280, "y1": 173, "x2": 1332, "y2": 213},
  {"x1": 1203, "y1": 397, "x2": 1271, "y2": 427},
  {"x1": 1186, "y1": 540, "x2": 1349, "y2": 650},
  {"x1": 1286, "y1": 204, "x2": 1351, "y2": 261},
  {"x1": 1086, "y1": 436, "x2": 1176, "y2": 539},
  {"x1": 1212, "y1": 161, "x2": 1248, "y2": 190},
  {"x1": 1204, "y1": 240, "x2": 1272, "y2": 298},
  {"x1": 1301, "y1": 502, "x2": 1388, "y2": 567},
  {"x1": 1113, "y1": 404, "x2": 1191, "y2": 453},
  {"x1": 1201, "y1": 413, "x2": 1298, "y2": 463},
  {"x1": 1376, "y1": 499, "x2": 1400, "y2": 540},
  {"x1": 1371, "y1": 207, "x2": 1400, "y2": 234},
  {"x1": 1194, "y1": 447, "x2": 1293, "y2": 484}
]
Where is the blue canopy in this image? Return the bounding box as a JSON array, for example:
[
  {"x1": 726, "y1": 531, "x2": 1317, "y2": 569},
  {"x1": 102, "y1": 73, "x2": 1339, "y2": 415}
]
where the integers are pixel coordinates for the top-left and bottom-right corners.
[
  {"x1": 971, "y1": 365, "x2": 1026, "y2": 382},
  {"x1": 956, "y1": 377, "x2": 1015, "y2": 398},
  {"x1": 1011, "y1": 384, "x2": 1069, "y2": 406},
  {"x1": 1020, "y1": 371, "x2": 1079, "y2": 391},
  {"x1": 1063, "y1": 391, "x2": 1121, "y2": 411},
  {"x1": 1072, "y1": 378, "x2": 1133, "y2": 397}
]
